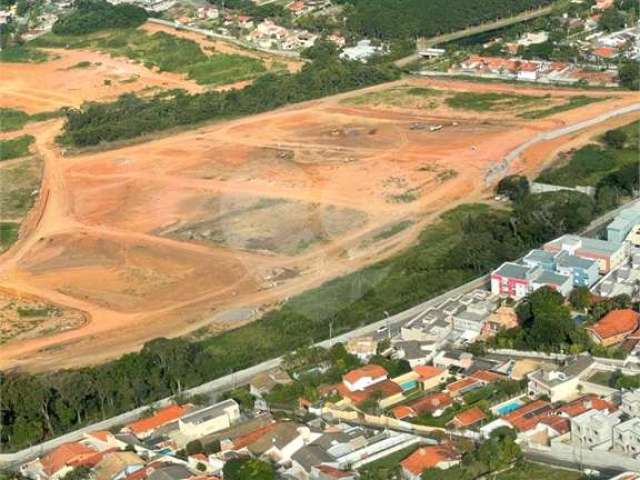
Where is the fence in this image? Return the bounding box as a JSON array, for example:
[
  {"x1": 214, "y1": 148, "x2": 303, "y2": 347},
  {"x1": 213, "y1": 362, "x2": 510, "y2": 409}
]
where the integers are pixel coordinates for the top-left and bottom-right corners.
[{"x1": 525, "y1": 443, "x2": 640, "y2": 473}]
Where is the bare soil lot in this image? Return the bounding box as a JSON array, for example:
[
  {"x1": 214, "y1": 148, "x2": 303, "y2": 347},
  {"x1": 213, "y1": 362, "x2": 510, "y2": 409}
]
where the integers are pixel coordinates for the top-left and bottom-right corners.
[{"x1": 0, "y1": 77, "x2": 638, "y2": 371}]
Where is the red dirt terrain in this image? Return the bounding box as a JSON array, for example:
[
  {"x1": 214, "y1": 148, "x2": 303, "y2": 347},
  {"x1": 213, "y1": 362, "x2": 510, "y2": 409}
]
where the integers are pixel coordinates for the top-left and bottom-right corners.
[{"x1": 1, "y1": 77, "x2": 638, "y2": 371}]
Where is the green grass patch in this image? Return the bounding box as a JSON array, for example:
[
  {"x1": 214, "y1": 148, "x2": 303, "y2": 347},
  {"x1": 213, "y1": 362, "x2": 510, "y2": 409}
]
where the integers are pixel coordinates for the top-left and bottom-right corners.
[
  {"x1": 343, "y1": 85, "x2": 442, "y2": 108},
  {"x1": 29, "y1": 109, "x2": 66, "y2": 122},
  {"x1": 493, "y1": 461, "x2": 583, "y2": 480},
  {"x1": 536, "y1": 120, "x2": 640, "y2": 187},
  {"x1": 69, "y1": 60, "x2": 93, "y2": 69},
  {"x1": 0, "y1": 222, "x2": 20, "y2": 252},
  {"x1": 0, "y1": 158, "x2": 42, "y2": 220},
  {"x1": 0, "y1": 135, "x2": 35, "y2": 161},
  {"x1": 0, "y1": 109, "x2": 30, "y2": 132},
  {"x1": 445, "y1": 91, "x2": 547, "y2": 111},
  {"x1": 519, "y1": 95, "x2": 605, "y2": 119},
  {"x1": 34, "y1": 29, "x2": 265, "y2": 86},
  {"x1": 0, "y1": 45, "x2": 49, "y2": 63},
  {"x1": 587, "y1": 370, "x2": 613, "y2": 387},
  {"x1": 372, "y1": 220, "x2": 414, "y2": 241}
]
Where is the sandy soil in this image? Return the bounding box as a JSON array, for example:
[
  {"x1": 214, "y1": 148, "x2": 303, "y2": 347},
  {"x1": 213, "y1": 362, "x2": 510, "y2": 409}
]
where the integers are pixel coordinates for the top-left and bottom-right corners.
[
  {"x1": 0, "y1": 48, "x2": 206, "y2": 114},
  {"x1": 0, "y1": 77, "x2": 638, "y2": 372}
]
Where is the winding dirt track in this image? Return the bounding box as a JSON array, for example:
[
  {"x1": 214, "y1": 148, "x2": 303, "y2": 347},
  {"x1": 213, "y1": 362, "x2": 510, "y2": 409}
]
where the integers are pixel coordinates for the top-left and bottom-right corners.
[{"x1": 1, "y1": 77, "x2": 638, "y2": 372}]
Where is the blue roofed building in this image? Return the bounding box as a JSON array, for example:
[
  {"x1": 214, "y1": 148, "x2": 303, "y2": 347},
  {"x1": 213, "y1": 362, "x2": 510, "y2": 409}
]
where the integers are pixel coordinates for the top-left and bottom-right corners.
[
  {"x1": 608, "y1": 204, "x2": 640, "y2": 244},
  {"x1": 524, "y1": 249, "x2": 599, "y2": 288}
]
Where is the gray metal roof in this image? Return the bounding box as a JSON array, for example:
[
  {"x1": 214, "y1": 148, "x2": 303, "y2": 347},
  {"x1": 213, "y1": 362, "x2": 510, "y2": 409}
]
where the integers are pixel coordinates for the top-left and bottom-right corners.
[
  {"x1": 180, "y1": 399, "x2": 237, "y2": 425},
  {"x1": 493, "y1": 262, "x2": 532, "y2": 280}
]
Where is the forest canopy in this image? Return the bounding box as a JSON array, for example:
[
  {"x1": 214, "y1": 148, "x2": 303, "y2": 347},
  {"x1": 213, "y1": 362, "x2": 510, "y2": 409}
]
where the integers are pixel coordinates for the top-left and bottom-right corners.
[{"x1": 52, "y1": 0, "x2": 148, "y2": 35}]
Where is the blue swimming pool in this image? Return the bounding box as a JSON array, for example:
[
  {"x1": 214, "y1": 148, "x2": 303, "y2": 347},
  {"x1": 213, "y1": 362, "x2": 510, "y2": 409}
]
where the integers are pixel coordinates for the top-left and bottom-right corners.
[{"x1": 495, "y1": 399, "x2": 524, "y2": 416}]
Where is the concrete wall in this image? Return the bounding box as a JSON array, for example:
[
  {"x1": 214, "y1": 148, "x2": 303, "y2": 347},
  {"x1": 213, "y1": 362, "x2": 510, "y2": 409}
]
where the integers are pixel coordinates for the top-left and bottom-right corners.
[
  {"x1": 525, "y1": 443, "x2": 640, "y2": 473},
  {"x1": 530, "y1": 182, "x2": 596, "y2": 197}
]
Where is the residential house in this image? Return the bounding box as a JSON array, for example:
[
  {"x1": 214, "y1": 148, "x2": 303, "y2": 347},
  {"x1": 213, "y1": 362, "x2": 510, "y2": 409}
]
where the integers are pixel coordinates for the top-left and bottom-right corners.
[
  {"x1": 527, "y1": 355, "x2": 595, "y2": 402},
  {"x1": 613, "y1": 417, "x2": 640, "y2": 457},
  {"x1": 433, "y1": 350, "x2": 473, "y2": 370},
  {"x1": 587, "y1": 309, "x2": 640, "y2": 347},
  {"x1": 400, "y1": 392, "x2": 452, "y2": 418},
  {"x1": 571, "y1": 409, "x2": 621, "y2": 449},
  {"x1": 414, "y1": 365, "x2": 448, "y2": 391},
  {"x1": 82, "y1": 431, "x2": 127, "y2": 452},
  {"x1": 146, "y1": 463, "x2": 195, "y2": 480},
  {"x1": 124, "y1": 404, "x2": 190, "y2": 439},
  {"x1": 502, "y1": 400, "x2": 553, "y2": 432},
  {"x1": 247, "y1": 422, "x2": 319, "y2": 465},
  {"x1": 524, "y1": 249, "x2": 599, "y2": 288},
  {"x1": 93, "y1": 451, "x2": 145, "y2": 480},
  {"x1": 345, "y1": 336, "x2": 378, "y2": 362},
  {"x1": 518, "y1": 31, "x2": 549, "y2": 46},
  {"x1": 342, "y1": 364, "x2": 387, "y2": 392},
  {"x1": 250, "y1": 367, "x2": 293, "y2": 397},
  {"x1": 20, "y1": 443, "x2": 101, "y2": 480},
  {"x1": 400, "y1": 445, "x2": 460, "y2": 480},
  {"x1": 446, "y1": 377, "x2": 483, "y2": 398},
  {"x1": 621, "y1": 388, "x2": 640, "y2": 417},
  {"x1": 491, "y1": 262, "x2": 538, "y2": 299},
  {"x1": 543, "y1": 235, "x2": 627, "y2": 274},
  {"x1": 340, "y1": 40, "x2": 384, "y2": 63},
  {"x1": 393, "y1": 340, "x2": 437, "y2": 367},
  {"x1": 174, "y1": 399, "x2": 240, "y2": 444},
  {"x1": 448, "y1": 407, "x2": 486, "y2": 429}
]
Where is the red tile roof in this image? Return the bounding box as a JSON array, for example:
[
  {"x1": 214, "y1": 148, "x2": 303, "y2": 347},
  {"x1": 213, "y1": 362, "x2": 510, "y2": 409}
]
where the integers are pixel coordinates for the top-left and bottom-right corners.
[
  {"x1": 593, "y1": 47, "x2": 617, "y2": 58},
  {"x1": 400, "y1": 446, "x2": 459, "y2": 476},
  {"x1": 87, "y1": 431, "x2": 111, "y2": 442},
  {"x1": 409, "y1": 392, "x2": 452, "y2": 415},
  {"x1": 450, "y1": 407, "x2": 486, "y2": 428},
  {"x1": 469, "y1": 370, "x2": 504, "y2": 383},
  {"x1": 392, "y1": 405, "x2": 416, "y2": 420},
  {"x1": 126, "y1": 404, "x2": 188, "y2": 436},
  {"x1": 41, "y1": 443, "x2": 101, "y2": 476},
  {"x1": 414, "y1": 365, "x2": 445, "y2": 381},
  {"x1": 588, "y1": 309, "x2": 639, "y2": 342},
  {"x1": 538, "y1": 416, "x2": 570, "y2": 435},
  {"x1": 232, "y1": 422, "x2": 277, "y2": 450},
  {"x1": 337, "y1": 379, "x2": 402, "y2": 404},
  {"x1": 447, "y1": 377, "x2": 481, "y2": 394},
  {"x1": 343, "y1": 364, "x2": 387, "y2": 385},
  {"x1": 504, "y1": 400, "x2": 552, "y2": 432},
  {"x1": 554, "y1": 395, "x2": 616, "y2": 418}
]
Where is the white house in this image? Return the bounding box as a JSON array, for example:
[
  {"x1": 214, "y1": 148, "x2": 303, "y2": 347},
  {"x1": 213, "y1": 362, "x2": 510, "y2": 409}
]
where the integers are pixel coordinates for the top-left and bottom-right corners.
[
  {"x1": 176, "y1": 399, "x2": 240, "y2": 442},
  {"x1": 342, "y1": 364, "x2": 387, "y2": 392}
]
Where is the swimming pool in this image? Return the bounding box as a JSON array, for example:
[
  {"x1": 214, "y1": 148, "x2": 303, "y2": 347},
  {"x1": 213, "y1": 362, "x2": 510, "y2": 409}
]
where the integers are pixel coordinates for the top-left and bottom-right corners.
[{"x1": 495, "y1": 399, "x2": 524, "y2": 416}]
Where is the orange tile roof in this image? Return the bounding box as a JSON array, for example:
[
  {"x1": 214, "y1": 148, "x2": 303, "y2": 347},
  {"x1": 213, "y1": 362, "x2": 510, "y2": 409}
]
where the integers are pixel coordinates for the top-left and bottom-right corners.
[
  {"x1": 41, "y1": 443, "x2": 101, "y2": 476},
  {"x1": 232, "y1": 422, "x2": 277, "y2": 450},
  {"x1": 469, "y1": 370, "x2": 504, "y2": 383},
  {"x1": 451, "y1": 407, "x2": 486, "y2": 428},
  {"x1": 554, "y1": 395, "x2": 616, "y2": 418},
  {"x1": 392, "y1": 405, "x2": 416, "y2": 420},
  {"x1": 593, "y1": 46, "x2": 617, "y2": 58},
  {"x1": 338, "y1": 379, "x2": 402, "y2": 404},
  {"x1": 538, "y1": 416, "x2": 570, "y2": 434},
  {"x1": 87, "y1": 431, "x2": 111, "y2": 442},
  {"x1": 343, "y1": 364, "x2": 387, "y2": 385},
  {"x1": 447, "y1": 377, "x2": 481, "y2": 394},
  {"x1": 409, "y1": 392, "x2": 452, "y2": 415},
  {"x1": 414, "y1": 365, "x2": 445, "y2": 381},
  {"x1": 126, "y1": 404, "x2": 188, "y2": 435},
  {"x1": 400, "y1": 446, "x2": 459, "y2": 476},
  {"x1": 504, "y1": 400, "x2": 551, "y2": 432},
  {"x1": 588, "y1": 309, "x2": 639, "y2": 342}
]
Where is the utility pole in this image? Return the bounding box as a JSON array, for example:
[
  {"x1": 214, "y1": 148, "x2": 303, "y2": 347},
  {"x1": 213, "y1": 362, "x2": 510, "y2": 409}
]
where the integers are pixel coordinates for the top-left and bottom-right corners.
[{"x1": 329, "y1": 320, "x2": 333, "y2": 348}]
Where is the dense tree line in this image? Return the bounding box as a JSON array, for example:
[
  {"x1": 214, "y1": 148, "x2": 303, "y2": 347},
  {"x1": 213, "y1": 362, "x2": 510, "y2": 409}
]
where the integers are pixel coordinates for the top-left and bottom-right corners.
[
  {"x1": 0, "y1": 187, "x2": 597, "y2": 451},
  {"x1": 336, "y1": 0, "x2": 554, "y2": 41},
  {"x1": 60, "y1": 58, "x2": 400, "y2": 146},
  {"x1": 52, "y1": 0, "x2": 148, "y2": 36}
]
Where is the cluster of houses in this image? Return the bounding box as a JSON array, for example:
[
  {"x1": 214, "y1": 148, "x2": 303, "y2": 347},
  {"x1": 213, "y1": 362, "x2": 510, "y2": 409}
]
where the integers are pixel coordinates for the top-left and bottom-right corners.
[
  {"x1": 449, "y1": 54, "x2": 619, "y2": 86},
  {"x1": 493, "y1": 203, "x2": 640, "y2": 304}
]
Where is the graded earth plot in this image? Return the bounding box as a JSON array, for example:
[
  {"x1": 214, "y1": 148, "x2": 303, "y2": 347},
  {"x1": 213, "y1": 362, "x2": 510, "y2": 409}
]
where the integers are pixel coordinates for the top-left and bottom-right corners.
[
  {"x1": 0, "y1": 289, "x2": 85, "y2": 344},
  {"x1": 0, "y1": 47, "x2": 200, "y2": 114},
  {"x1": 18, "y1": 232, "x2": 259, "y2": 313},
  {"x1": 0, "y1": 77, "x2": 638, "y2": 371}
]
